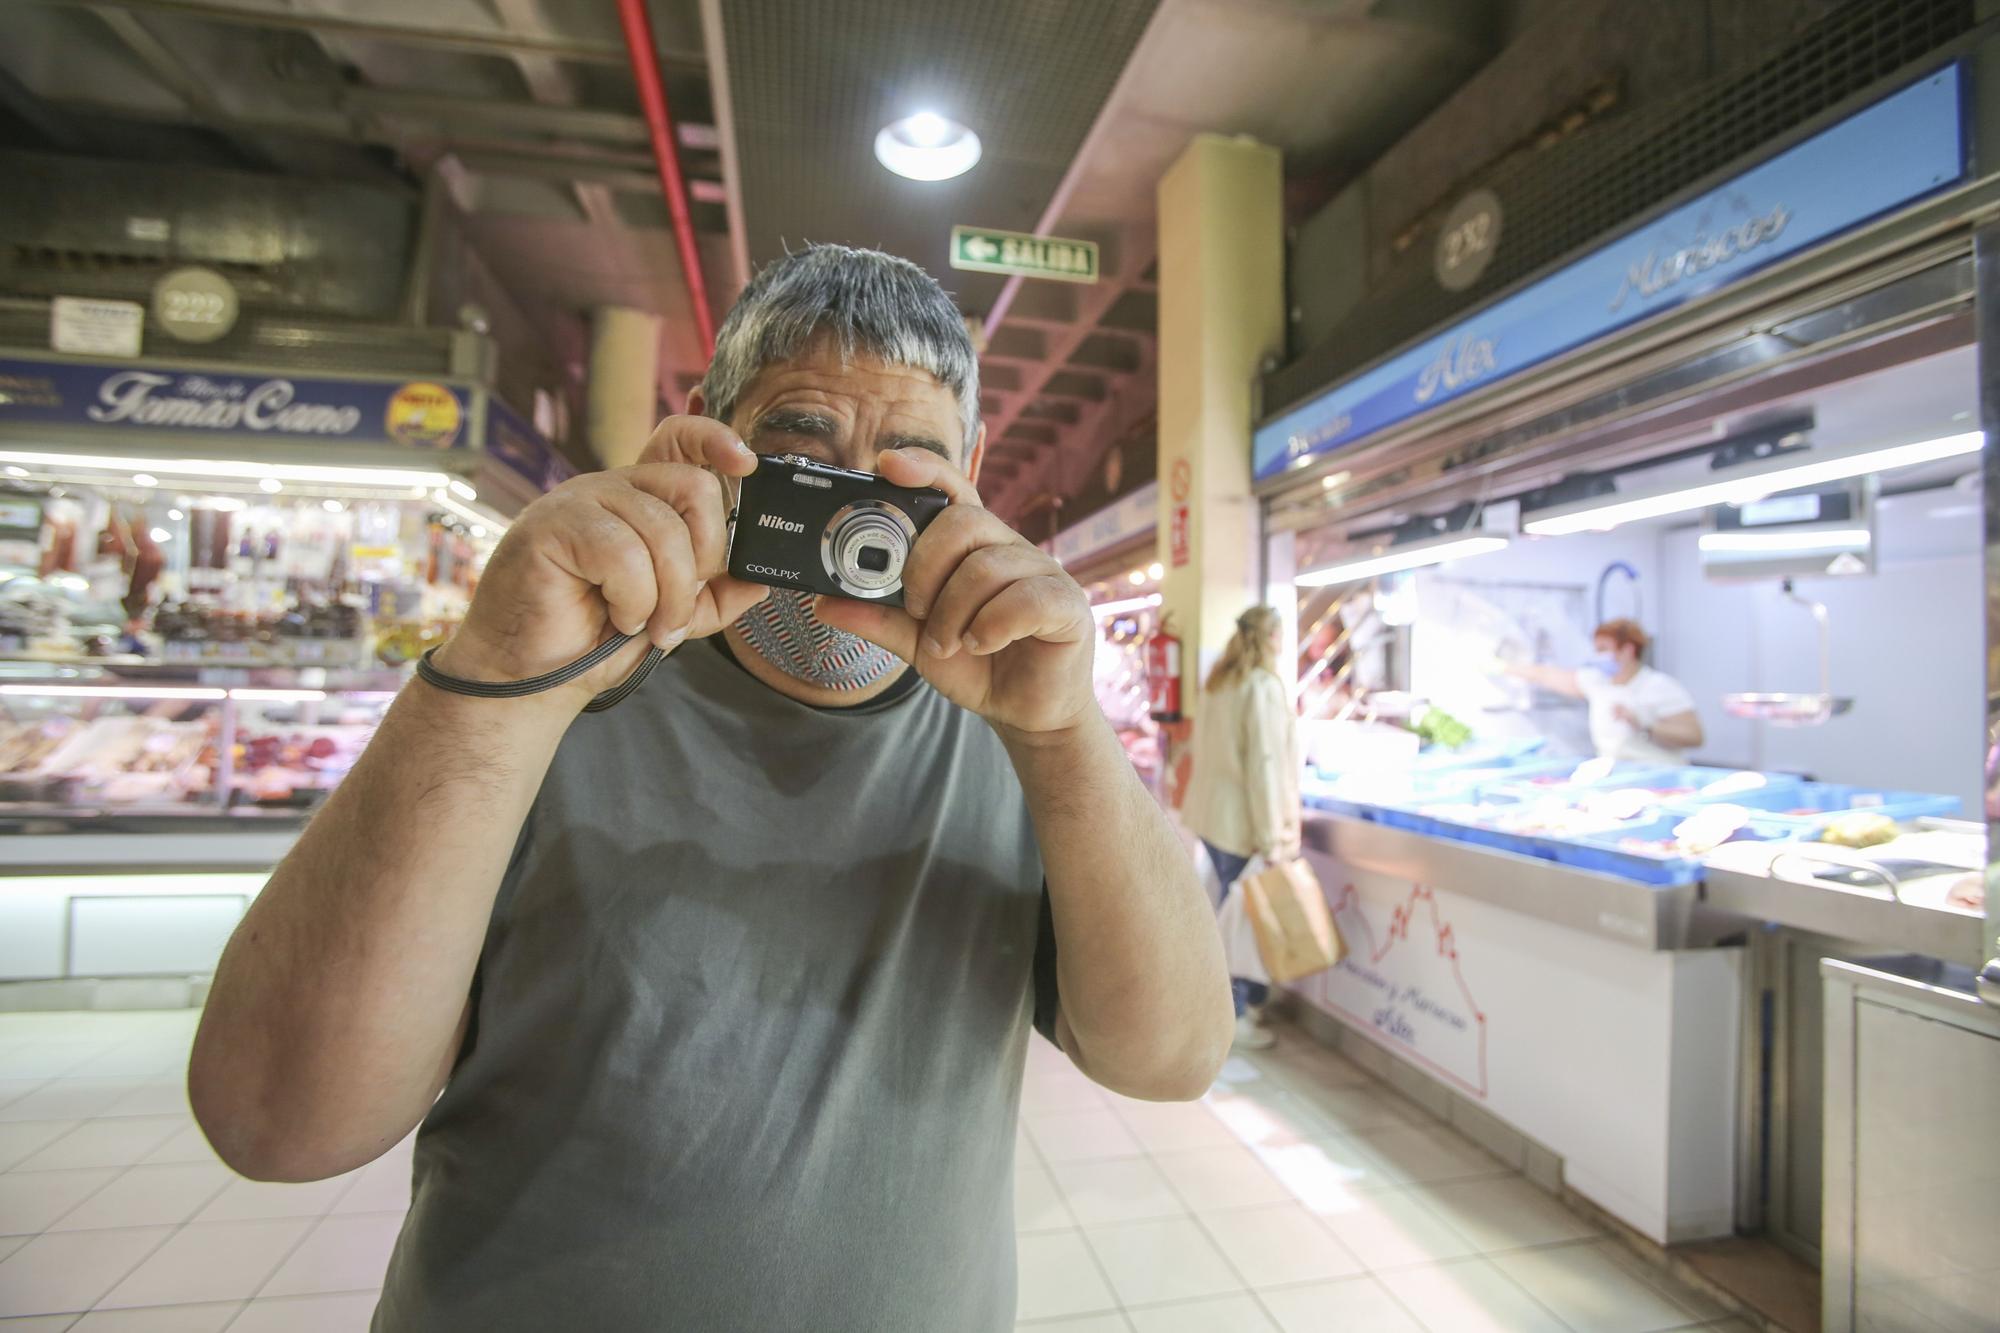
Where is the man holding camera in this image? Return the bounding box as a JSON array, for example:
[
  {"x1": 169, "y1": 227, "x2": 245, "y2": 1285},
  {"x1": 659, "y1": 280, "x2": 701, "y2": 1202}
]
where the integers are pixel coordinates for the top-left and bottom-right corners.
[{"x1": 189, "y1": 245, "x2": 1234, "y2": 1331}]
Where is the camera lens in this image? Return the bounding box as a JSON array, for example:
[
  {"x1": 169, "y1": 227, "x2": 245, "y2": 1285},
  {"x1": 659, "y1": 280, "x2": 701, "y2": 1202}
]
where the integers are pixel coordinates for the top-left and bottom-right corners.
[{"x1": 820, "y1": 500, "x2": 917, "y2": 598}]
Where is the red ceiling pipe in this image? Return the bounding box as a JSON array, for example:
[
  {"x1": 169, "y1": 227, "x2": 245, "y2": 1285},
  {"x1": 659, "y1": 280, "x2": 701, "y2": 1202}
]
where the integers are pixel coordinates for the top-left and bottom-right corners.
[{"x1": 615, "y1": 0, "x2": 716, "y2": 356}]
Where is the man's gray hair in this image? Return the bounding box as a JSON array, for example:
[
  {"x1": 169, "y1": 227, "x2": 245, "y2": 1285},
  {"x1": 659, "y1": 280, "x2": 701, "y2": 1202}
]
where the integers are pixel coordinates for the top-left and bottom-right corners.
[{"x1": 700, "y1": 244, "x2": 980, "y2": 447}]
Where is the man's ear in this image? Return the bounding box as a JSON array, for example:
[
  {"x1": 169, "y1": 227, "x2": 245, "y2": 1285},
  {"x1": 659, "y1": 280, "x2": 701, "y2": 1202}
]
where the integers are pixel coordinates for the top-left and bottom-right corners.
[
  {"x1": 964, "y1": 420, "x2": 987, "y2": 489},
  {"x1": 685, "y1": 386, "x2": 708, "y2": 416}
]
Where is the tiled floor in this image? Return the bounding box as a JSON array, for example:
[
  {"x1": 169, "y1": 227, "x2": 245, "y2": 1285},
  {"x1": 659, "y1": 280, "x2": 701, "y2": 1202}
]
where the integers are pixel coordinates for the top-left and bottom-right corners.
[{"x1": 0, "y1": 1009, "x2": 1742, "y2": 1332}]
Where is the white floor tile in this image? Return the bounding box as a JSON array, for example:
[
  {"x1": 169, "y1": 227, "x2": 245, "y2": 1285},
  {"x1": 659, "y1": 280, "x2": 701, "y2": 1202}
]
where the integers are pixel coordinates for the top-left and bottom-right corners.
[
  {"x1": 1311, "y1": 1185, "x2": 1482, "y2": 1271},
  {"x1": 1489, "y1": 1241, "x2": 1704, "y2": 1333},
  {"x1": 0, "y1": 1044, "x2": 107, "y2": 1080},
  {"x1": 0, "y1": 1226, "x2": 172, "y2": 1317},
  {"x1": 100, "y1": 1083, "x2": 194, "y2": 1120},
  {"x1": 1204, "y1": 1088, "x2": 1347, "y2": 1147},
  {"x1": 95, "y1": 1219, "x2": 311, "y2": 1310},
  {"x1": 194, "y1": 1175, "x2": 356, "y2": 1226},
  {"x1": 14, "y1": 1119, "x2": 188, "y2": 1173},
  {"x1": 1125, "y1": 1293, "x2": 1277, "y2": 1333},
  {"x1": 1377, "y1": 1256, "x2": 1567, "y2": 1333},
  {"x1": 1350, "y1": 1124, "x2": 1509, "y2": 1187},
  {"x1": 0, "y1": 1079, "x2": 49, "y2": 1111},
  {"x1": 1083, "y1": 1217, "x2": 1243, "y2": 1306},
  {"x1": 1012, "y1": 1314, "x2": 1129, "y2": 1333},
  {"x1": 1050, "y1": 1158, "x2": 1185, "y2": 1227},
  {"x1": 1107, "y1": 1098, "x2": 1239, "y2": 1153},
  {"x1": 226, "y1": 1290, "x2": 380, "y2": 1333},
  {"x1": 1289, "y1": 1084, "x2": 1420, "y2": 1135},
  {"x1": 1252, "y1": 1136, "x2": 1402, "y2": 1204},
  {"x1": 0, "y1": 1315, "x2": 82, "y2": 1331},
  {"x1": 1016, "y1": 1164, "x2": 1077, "y2": 1233},
  {"x1": 258, "y1": 1213, "x2": 402, "y2": 1298},
  {"x1": 0, "y1": 1235, "x2": 26, "y2": 1262},
  {"x1": 327, "y1": 1157, "x2": 411, "y2": 1216},
  {"x1": 0, "y1": 1081, "x2": 142, "y2": 1125},
  {"x1": 1023, "y1": 1071, "x2": 1111, "y2": 1116},
  {"x1": 1025, "y1": 1110, "x2": 1145, "y2": 1166},
  {"x1": 1152, "y1": 1145, "x2": 1294, "y2": 1213},
  {"x1": 1015, "y1": 1230, "x2": 1118, "y2": 1322},
  {"x1": 50, "y1": 1163, "x2": 232, "y2": 1232},
  {"x1": 0, "y1": 1169, "x2": 121, "y2": 1234},
  {"x1": 1201, "y1": 1201, "x2": 1365, "y2": 1288},
  {"x1": 1258, "y1": 1274, "x2": 1425, "y2": 1333},
  {"x1": 1413, "y1": 1176, "x2": 1599, "y2": 1254},
  {"x1": 0, "y1": 1121, "x2": 81, "y2": 1172},
  {"x1": 62, "y1": 1046, "x2": 184, "y2": 1080},
  {"x1": 71, "y1": 1302, "x2": 241, "y2": 1331},
  {"x1": 137, "y1": 1123, "x2": 219, "y2": 1167}
]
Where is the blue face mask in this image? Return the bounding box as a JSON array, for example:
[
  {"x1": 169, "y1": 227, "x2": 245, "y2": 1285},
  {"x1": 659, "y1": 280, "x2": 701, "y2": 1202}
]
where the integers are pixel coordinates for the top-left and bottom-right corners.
[{"x1": 1584, "y1": 652, "x2": 1621, "y2": 677}]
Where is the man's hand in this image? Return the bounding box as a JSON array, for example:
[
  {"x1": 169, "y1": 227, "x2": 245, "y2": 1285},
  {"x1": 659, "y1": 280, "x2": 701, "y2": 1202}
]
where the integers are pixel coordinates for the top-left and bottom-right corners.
[
  {"x1": 434, "y1": 417, "x2": 768, "y2": 706},
  {"x1": 813, "y1": 448, "x2": 1096, "y2": 739}
]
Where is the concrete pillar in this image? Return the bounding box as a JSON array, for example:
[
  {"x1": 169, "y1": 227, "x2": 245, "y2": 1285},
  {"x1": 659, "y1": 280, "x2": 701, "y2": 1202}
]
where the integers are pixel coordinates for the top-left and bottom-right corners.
[
  {"x1": 587, "y1": 305, "x2": 663, "y2": 469},
  {"x1": 1156, "y1": 134, "x2": 1286, "y2": 711}
]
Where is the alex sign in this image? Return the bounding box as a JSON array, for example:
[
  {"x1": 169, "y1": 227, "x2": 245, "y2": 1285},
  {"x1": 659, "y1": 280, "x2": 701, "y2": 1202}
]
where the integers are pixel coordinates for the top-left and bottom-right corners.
[
  {"x1": 0, "y1": 358, "x2": 469, "y2": 449},
  {"x1": 950, "y1": 226, "x2": 1099, "y2": 283},
  {"x1": 1254, "y1": 64, "x2": 1967, "y2": 480}
]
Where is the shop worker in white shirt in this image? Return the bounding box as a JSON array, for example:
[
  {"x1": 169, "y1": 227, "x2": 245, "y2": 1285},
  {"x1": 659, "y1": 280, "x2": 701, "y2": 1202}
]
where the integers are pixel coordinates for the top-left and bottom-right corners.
[
  {"x1": 188, "y1": 245, "x2": 1234, "y2": 1333},
  {"x1": 1505, "y1": 617, "x2": 1705, "y2": 764}
]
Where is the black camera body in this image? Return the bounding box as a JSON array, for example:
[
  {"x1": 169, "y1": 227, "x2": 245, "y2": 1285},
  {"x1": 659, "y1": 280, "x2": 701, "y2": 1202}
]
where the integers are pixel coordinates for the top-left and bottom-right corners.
[{"x1": 727, "y1": 454, "x2": 950, "y2": 606}]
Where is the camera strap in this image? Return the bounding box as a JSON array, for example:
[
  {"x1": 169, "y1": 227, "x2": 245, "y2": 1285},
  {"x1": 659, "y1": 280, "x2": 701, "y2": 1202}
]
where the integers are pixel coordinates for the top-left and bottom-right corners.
[{"x1": 416, "y1": 635, "x2": 665, "y2": 714}]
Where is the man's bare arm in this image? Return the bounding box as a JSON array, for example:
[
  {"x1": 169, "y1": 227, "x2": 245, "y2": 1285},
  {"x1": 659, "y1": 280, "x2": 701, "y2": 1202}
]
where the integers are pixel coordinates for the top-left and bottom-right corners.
[{"x1": 188, "y1": 684, "x2": 574, "y2": 1181}]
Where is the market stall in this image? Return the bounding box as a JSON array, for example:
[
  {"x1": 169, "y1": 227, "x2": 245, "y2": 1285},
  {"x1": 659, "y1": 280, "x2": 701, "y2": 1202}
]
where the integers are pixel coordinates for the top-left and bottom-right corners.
[
  {"x1": 0, "y1": 351, "x2": 569, "y2": 990},
  {"x1": 1254, "y1": 54, "x2": 1996, "y2": 1294}
]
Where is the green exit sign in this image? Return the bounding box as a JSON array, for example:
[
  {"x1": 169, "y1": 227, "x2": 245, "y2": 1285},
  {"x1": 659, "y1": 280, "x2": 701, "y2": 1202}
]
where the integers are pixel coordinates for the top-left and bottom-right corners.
[{"x1": 950, "y1": 226, "x2": 1099, "y2": 283}]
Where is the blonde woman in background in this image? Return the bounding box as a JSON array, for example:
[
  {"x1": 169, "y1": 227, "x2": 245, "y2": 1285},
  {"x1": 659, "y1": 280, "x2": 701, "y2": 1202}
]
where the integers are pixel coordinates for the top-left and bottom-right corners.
[{"x1": 1181, "y1": 606, "x2": 1301, "y2": 1050}]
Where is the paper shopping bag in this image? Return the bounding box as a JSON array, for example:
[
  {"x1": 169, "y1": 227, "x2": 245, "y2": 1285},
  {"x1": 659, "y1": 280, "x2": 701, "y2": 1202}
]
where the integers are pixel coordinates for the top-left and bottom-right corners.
[
  {"x1": 1216, "y1": 875, "x2": 1271, "y2": 986},
  {"x1": 1242, "y1": 857, "x2": 1344, "y2": 984}
]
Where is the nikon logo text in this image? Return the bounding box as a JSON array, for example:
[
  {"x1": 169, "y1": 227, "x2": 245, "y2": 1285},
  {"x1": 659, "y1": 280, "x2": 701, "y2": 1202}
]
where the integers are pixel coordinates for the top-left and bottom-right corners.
[{"x1": 757, "y1": 513, "x2": 805, "y2": 534}]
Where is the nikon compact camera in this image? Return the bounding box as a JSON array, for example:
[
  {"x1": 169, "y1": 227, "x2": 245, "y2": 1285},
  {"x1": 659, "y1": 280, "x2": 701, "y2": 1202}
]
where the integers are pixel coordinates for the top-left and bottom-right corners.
[{"x1": 727, "y1": 454, "x2": 950, "y2": 606}]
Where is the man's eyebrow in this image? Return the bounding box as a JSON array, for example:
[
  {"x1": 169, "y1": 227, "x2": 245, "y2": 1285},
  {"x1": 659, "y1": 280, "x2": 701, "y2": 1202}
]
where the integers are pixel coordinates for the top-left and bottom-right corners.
[
  {"x1": 880, "y1": 433, "x2": 952, "y2": 461},
  {"x1": 749, "y1": 408, "x2": 839, "y2": 441}
]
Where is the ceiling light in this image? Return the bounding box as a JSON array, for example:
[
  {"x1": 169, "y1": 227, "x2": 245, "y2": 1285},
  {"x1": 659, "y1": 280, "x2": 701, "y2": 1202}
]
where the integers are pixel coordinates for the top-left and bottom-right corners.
[
  {"x1": 0, "y1": 449, "x2": 453, "y2": 491},
  {"x1": 322, "y1": 499, "x2": 346, "y2": 513},
  {"x1": 3, "y1": 466, "x2": 25, "y2": 478},
  {"x1": 259, "y1": 477, "x2": 283, "y2": 493},
  {"x1": 431, "y1": 489, "x2": 510, "y2": 532},
  {"x1": 1295, "y1": 533, "x2": 1511, "y2": 587},
  {"x1": 448, "y1": 479, "x2": 477, "y2": 502},
  {"x1": 149, "y1": 527, "x2": 171, "y2": 542},
  {"x1": 1093, "y1": 593, "x2": 1162, "y2": 618},
  {"x1": 132, "y1": 473, "x2": 158, "y2": 487},
  {"x1": 1697, "y1": 528, "x2": 1871, "y2": 554},
  {"x1": 168, "y1": 508, "x2": 184, "y2": 520},
  {"x1": 201, "y1": 497, "x2": 246, "y2": 512},
  {"x1": 874, "y1": 111, "x2": 981, "y2": 181},
  {"x1": 1128, "y1": 569, "x2": 1146, "y2": 586},
  {"x1": 471, "y1": 525, "x2": 488, "y2": 539},
  {"x1": 228, "y1": 688, "x2": 327, "y2": 703},
  {"x1": 1146, "y1": 562, "x2": 1164, "y2": 580},
  {"x1": 1523, "y1": 430, "x2": 1982, "y2": 536}
]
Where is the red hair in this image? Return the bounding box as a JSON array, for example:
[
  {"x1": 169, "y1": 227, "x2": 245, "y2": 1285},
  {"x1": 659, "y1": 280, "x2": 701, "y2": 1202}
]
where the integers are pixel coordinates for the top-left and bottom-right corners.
[{"x1": 1593, "y1": 618, "x2": 1650, "y2": 656}]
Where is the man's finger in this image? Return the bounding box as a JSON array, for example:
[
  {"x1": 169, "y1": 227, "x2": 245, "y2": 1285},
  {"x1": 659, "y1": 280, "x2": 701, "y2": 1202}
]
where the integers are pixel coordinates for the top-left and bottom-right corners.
[
  {"x1": 961, "y1": 575, "x2": 1088, "y2": 656},
  {"x1": 637, "y1": 415, "x2": 759, "y2": 476},
  {"x1": 621, "y1": 464, "x2": 731, "y2": 576},
  {"x1": 697, "y1": 576, "x2": 770, "y2": 637},
  {"x1": 898, "y1": 503, "x2": 1019, "y2": 622},
  {"x1": 812, "y1": 596, "x2": 922, "y2": 664},
  {"x1": 921, "y1": 544, "x2": 1046, "y2": 659},
  {"x1": 594, "y1": 488, "x2": 698, "y2": 646},
  {"x1": 876, "y1": 447, "x2": 982, "y2": 508}
]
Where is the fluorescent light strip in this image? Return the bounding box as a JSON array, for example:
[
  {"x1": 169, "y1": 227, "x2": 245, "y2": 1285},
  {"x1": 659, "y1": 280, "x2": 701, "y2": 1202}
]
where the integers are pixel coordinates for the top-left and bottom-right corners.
[
  {"x1": 1524, "y1": 431, "x2": 1982, "y2": 536},
  {"x1": 0, "y1": 449, "x2": 453, "y2": 490},
  {"x1": 431, "y1": 490, "x2": 510, "y2": 532},
  {"x1": 1092, "y1": 593, "x2": 1162, "y2": 617},
  {"x1": 1295, "y1": 535, "x2": 1510, "y2": 588},
  {"x1": 1697, "y1": 528, "x2": 1871, "y2": 554},
  {"x1": 0, "y1": 684, "x2": 225, "y2": 700},
  {"x1": 227, "y1": 688, "x2": 328, "y2": 703}
]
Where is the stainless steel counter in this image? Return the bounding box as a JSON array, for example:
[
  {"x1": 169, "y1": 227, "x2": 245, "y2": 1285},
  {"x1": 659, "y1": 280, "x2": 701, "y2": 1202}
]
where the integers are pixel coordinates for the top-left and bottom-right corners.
[{"x1": 1704, "y1": 864, "x2": 1986, "y2": 967}]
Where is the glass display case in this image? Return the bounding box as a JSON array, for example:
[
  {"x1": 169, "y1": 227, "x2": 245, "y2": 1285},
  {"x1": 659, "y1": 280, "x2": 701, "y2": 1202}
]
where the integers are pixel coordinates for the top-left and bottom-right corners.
[{"x1": 0, "y1": 665, "x2": 399, "y2": 827}]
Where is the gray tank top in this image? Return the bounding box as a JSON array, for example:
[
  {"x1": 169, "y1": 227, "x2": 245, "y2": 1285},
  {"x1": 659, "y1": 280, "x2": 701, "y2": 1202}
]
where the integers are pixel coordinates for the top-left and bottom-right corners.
[{"x1": 373, "y1": 640, "x2": 1051, "y2": 1331}]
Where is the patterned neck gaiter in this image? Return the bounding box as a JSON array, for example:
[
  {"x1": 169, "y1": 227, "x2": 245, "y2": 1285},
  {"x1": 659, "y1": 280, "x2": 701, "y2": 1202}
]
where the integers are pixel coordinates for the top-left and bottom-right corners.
[{"x1": 734, "y1": 588, "x2": 905, "y2": 692}]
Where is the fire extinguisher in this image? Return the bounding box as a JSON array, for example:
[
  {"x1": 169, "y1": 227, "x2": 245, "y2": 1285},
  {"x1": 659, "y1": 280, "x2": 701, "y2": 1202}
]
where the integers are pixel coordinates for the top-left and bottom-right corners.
[{"x1": 1145, "y1": 622, "x2": 1182, "y2": 723}]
